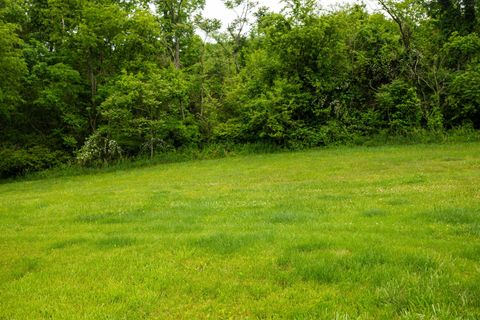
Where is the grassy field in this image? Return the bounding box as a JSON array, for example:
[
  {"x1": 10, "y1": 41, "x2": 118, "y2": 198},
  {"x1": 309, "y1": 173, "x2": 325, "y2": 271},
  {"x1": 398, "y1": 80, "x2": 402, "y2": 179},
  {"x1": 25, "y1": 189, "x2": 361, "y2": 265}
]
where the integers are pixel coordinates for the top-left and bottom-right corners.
[{"x1": 1, "y1": 143, "x2": 479, "y2": 319}]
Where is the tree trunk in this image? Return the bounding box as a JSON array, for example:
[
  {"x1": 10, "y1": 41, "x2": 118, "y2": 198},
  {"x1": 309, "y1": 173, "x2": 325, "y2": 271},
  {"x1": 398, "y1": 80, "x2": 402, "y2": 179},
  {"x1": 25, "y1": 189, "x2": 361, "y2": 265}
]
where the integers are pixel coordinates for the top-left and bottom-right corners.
[
  {"x1": 174, "y1": 38, "x2": 181, "y2": 69},
  {"x1": 88, "y1": 52, "x2": 97, "y2": 131}
]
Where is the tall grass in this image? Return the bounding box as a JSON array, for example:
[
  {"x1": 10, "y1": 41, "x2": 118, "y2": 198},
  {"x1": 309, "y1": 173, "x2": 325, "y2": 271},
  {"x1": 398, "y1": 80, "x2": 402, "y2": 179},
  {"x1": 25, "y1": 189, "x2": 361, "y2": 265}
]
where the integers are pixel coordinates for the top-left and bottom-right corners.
[{"x1": 4, "y1": 127, "x2": 479, "y2": 183}]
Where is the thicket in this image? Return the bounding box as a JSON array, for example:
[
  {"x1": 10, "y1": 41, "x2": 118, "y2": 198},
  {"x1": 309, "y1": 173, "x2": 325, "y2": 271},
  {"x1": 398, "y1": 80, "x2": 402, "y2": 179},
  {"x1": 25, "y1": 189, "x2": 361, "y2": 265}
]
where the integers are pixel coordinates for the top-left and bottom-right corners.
[{"x1": 0, "y1": 0, "x2": 479, "y2": 178}]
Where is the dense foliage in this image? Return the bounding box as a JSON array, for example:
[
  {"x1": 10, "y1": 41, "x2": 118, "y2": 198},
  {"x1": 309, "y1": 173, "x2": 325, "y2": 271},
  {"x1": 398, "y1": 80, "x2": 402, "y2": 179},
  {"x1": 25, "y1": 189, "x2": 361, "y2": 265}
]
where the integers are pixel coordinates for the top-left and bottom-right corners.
[{"x1": 0, "y1": 0, "x2": 479, "y2": 177}]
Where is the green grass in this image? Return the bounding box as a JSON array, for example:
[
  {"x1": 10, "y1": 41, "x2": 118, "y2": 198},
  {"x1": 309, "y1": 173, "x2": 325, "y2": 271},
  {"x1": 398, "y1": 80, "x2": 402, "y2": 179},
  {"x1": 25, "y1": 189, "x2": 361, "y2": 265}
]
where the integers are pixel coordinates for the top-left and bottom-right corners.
[{"x1": 1, "y1": 143, "x2": 479, "y2": 319}]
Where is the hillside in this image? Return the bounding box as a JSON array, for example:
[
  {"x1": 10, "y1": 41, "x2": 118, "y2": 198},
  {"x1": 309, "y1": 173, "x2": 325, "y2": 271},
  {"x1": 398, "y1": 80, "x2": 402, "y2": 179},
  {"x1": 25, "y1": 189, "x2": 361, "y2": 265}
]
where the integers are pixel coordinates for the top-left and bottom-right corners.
[{"x1": 1, "y1": 143, "x2": 479, "y2": 318}]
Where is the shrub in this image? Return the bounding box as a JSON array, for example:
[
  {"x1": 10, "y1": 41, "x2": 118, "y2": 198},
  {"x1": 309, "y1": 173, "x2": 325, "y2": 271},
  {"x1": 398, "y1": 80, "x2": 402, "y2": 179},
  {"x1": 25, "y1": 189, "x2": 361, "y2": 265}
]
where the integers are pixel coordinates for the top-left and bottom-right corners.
[
  {"x1": 76, "y1": 131, "x2": 123, "y2": 167},
  {"x1": 0, "y1": 146, "x2": 68, "y2": 178},
  {"x1": 446, "y1": 67, "x2": 480, "y2": 128},
  {"x1": 376, "y1": 80, "x2": 423, "y2": 133}
]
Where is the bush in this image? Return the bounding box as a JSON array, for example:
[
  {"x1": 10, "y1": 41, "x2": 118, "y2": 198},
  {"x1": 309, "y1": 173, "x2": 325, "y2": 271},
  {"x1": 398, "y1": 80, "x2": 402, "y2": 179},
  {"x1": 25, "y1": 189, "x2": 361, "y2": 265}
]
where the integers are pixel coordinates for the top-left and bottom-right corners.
[
  {"x1": 0, "y1": 146, "x2": 68, "y2": 179},
  {"x1": 446, "y1": 67, "x2": 480, "y2": 128},
  {"x1": 376, "y1": 80, "x2": 423, "y2": 133},
  {"x1": 288, "y1": 121, "x2": 355, "y2": 149},
  {"x1": 76, "y1": 131, "x2": 123, "y2": 167}
]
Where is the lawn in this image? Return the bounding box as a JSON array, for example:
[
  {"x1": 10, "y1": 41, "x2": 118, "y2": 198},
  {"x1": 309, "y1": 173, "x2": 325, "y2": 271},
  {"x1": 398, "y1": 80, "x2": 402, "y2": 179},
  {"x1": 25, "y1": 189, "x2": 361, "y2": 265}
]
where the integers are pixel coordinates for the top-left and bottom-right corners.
[{"x1": 1, "y1": 143, "x2": 479, "y2": 319}]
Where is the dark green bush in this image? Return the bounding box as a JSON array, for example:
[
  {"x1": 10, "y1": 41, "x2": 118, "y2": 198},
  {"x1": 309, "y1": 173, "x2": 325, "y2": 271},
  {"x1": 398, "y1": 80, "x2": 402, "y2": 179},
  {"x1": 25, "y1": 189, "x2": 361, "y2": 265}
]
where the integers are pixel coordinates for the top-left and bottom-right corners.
[
  {"x1": 376, "y1": 80, "x2": 423, "y2": 133},
  {"x1": 446, "y1": 66, "x2": 480, "y2": 128},
  {"x1": 0, "y1": 146, "x2": 68, "y2": 178}
]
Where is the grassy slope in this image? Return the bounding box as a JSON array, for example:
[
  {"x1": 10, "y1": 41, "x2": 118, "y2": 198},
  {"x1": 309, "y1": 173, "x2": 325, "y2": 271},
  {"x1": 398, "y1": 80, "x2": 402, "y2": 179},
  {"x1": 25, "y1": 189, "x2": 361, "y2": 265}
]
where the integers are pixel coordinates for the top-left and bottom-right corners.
[{"x1": 0, "y1": 143, "x2": 479, "y2": 319}]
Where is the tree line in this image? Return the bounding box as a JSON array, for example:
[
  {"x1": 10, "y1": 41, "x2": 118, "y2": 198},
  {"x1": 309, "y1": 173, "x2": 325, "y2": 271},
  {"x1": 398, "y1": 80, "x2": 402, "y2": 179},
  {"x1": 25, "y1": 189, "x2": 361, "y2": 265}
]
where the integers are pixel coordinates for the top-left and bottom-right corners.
[{"x1": 0, "y1": 0, "x2": 479, "y2": 177}]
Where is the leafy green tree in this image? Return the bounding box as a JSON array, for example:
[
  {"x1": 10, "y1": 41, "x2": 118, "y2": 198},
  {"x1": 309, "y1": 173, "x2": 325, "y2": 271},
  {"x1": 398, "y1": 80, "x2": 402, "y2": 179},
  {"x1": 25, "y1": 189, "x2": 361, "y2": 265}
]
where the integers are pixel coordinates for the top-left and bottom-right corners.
[
  {"x1": 424, "y1": 0, "x2": 478, "y2": 35},
  {"x1": 222, "y1": 0, "x2": 258, "y2": 72},
  {"x1": 28, "y1": 62, "x2": 85, "y2": 150},
  {"x1": 115, "y1": 9, "x2": 167, "y2": 71},
  {"x1": 83, "y1": 65, "x2": 199, "y2": 161},
  {"x1": 154, "y1": 0, "x2": 205, "y2": 68},
  {"x1": 376, "y1": 79, "x2": 422, "y2": 132},
  {"x1": 71, "y1": 2, "x2": 129, "y2": 130},
  {"x1": 446, "y1": 66, "x2": 480, "y2": 128},
  {"x1": 0, "y1": 21, "x2": 27, "y2": 128}
]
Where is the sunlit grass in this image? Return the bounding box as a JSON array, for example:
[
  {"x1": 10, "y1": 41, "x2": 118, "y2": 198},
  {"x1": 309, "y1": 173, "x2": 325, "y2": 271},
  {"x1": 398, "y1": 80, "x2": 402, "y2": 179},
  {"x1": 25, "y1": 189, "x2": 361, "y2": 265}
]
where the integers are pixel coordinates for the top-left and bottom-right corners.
[{"x1": 1, "y1": 143, "x2": 479, "y2": 319}]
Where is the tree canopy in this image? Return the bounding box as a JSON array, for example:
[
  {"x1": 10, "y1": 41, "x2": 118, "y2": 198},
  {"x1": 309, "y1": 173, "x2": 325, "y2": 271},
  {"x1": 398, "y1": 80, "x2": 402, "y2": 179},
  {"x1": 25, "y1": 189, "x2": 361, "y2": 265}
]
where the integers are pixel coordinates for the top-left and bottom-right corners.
[{"x1": 0, "y1": 0, "x2": 479, "y2": 177}]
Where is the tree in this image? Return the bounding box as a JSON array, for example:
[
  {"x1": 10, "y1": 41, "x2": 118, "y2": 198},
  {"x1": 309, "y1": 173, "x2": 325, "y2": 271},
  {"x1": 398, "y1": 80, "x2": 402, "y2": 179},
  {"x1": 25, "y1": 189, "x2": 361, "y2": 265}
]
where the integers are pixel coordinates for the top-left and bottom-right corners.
[
  {"x1": 85, "y1": 65, "x2": 198, "y2": 160},
  {"x1": 194, "y1": 17, "x2": 221, "y2": 118},
  {"x1": 0, "y1": 18, "x2": 27, "y2": 130},
  {"x1": 446, "y1": 65, "x2": 480, "y2": 128},
  {"x1": 28, "y1": 62, "x2": 85, "y2": 150},
  {"x1": 376, "y1": 79, "x2": 422, "y2": 132},
  {"x1": 72, "y1": 2, "x2": 129, "y2": 130},
  {"x1": 423, "y1": 0, "x2": 478, "y2": 35},
  {"x1": 222, "y1": 0, "x2": 258, "y2": 72},
  {"x1": 154, "y1": 0, "x2": 205, "y2": 69}
]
